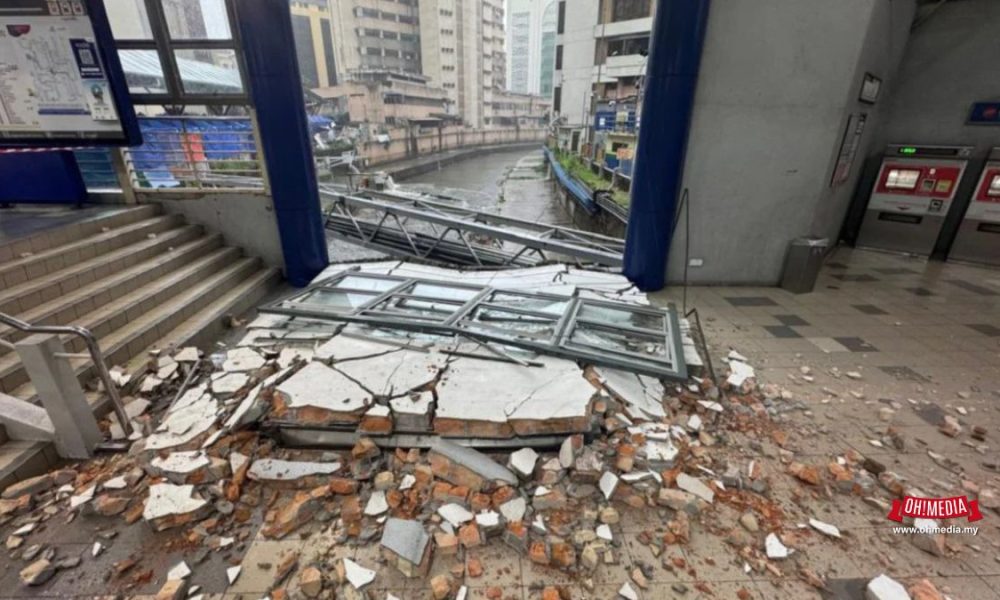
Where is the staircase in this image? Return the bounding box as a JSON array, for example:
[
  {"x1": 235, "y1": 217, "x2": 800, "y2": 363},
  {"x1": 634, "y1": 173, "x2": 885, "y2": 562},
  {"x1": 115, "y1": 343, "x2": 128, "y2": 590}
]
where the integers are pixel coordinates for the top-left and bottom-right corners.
[{"x1": 0, "y1": 204, "x2": 281, "y2": 491}]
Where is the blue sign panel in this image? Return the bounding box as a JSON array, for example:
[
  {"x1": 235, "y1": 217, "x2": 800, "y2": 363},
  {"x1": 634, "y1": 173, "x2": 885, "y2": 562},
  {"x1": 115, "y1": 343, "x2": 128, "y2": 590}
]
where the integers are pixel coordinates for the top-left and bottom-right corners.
[{"x1": 969, "y1": 102, "x2": 1000, "y2": 125}]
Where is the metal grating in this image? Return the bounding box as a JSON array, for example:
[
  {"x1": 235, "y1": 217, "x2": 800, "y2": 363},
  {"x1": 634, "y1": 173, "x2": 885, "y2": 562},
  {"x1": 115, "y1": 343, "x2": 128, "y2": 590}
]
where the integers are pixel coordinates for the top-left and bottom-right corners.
[
  {"x1": 259, "y1": 268, "x2": 686, "y2": 380},
  {"x1": 320, "y1": 189, "x2": 624, "y2": 268}
]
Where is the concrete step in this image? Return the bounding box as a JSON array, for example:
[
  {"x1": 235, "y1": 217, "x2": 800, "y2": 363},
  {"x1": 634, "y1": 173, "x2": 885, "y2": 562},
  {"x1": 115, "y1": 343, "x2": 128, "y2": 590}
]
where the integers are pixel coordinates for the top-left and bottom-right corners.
[
  {"x1": 0, "y1": 440, "x2": 58, "y2": 494},
  {"x1": 0, "y1": 223, "x2": 203, "y2": 315},
  {"x1": 10, "y1": 259, "x2": 279, "y2": 403},
  {"x1": 0, "y1": 205, "x2": 159, "y2": 265},
  {"x1": 0, "y1": 233, "x2": 225, "y2": 356},
  {"x1": 0, "y1": 213, "x2": 184, "y2": 291},
  {"x1": 0, "y1": 245, "x2": 243, "y2": 394}
]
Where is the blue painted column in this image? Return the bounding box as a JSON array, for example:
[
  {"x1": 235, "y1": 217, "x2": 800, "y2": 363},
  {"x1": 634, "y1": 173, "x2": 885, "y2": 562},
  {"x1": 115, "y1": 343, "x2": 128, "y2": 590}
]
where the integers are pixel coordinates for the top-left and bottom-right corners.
[
  {"x1": 234, "y1": 0, "x2": 329, "y2": 287},
  {"x1": 622, "y1": 0, "x2": 711, "y2": 291}
]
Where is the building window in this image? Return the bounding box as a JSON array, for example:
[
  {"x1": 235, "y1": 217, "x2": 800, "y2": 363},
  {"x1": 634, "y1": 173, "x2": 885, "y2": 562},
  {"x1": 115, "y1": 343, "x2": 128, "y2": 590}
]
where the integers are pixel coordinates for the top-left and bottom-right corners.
[
  {"x1": 555, "y1": 45, "x2": 563, "y2": 70},
  {"x1": 400, "y1": 33, "x2": 418, "y2": 43},
  {"x1": 553, "y1": 86, "x2": 562, "y2": 113},
  {"x1": 385, "y1": 49, "x2": 400, "y2": 58},
  {"x1": 439, "y1": 9, "x2": 453, "y2": 16},
  {"x1": 611, "y1": 0, "x2": 651, "y2": 22},
  {"x1": 382, "y1": 30, "x2": 399, "y2": 40},
  {"x1": 290, "y1": 14, "x2": 318, "y2": 88},
  {"x1": 321, "y1": 18, "x2": 338, "y2": 85},
  {"x1": 398, "y1": 14, "x2": 416, "y2": 24},
  {"x1": 365, "y1": 47, "x2": 382, "y2": 55},
  {"x1": 557, "y1": 1, "x2": 566, "y2": 34},
  {"x1": 360, "y1": 7, "x2": 379, "y2": 18}
]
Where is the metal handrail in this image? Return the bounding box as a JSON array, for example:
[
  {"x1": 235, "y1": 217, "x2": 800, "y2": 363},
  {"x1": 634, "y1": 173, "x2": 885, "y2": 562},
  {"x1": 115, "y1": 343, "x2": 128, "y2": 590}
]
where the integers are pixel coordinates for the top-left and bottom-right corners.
[{"x1": 0, "y1": 313, "x2": 133, "y2": 437}]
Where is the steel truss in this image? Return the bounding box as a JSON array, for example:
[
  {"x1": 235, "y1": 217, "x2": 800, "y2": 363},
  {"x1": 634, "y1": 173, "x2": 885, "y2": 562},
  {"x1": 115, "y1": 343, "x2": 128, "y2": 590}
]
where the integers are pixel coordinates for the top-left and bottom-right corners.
[
  {"x1": 319, "y1": 189, "x2": 625, "y2": 268},
  {"x1": 260, "y1": 268, "x2": 686, "y2": 380}
]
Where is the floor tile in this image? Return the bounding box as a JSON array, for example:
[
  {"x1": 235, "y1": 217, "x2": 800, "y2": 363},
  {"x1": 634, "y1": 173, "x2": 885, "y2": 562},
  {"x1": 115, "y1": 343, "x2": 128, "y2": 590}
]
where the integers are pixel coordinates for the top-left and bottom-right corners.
[
  {"x1": 833, "y1": 336, "x2": 879, "y2": 352},
  {"x1": 724, "y1": 296, "x2": 779, "y2": 307},
  {"x1": 763, "y1": 325, "x2": 802, "y2": 338},
  {"x1": 852, "y1": 304, "x2": 889, "y2": 315}
]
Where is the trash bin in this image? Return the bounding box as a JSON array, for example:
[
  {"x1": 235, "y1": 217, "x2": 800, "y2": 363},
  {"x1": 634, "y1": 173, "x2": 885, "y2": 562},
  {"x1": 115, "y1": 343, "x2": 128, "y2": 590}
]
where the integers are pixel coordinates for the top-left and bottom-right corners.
[{"x1": 780, "y1": 237, "x2": 829, "y2": 294}]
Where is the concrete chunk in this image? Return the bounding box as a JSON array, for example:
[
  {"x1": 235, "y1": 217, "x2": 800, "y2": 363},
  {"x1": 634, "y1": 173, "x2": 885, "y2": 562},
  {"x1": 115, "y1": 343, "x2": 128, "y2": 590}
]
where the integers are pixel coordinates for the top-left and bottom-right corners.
[
  {"x1": 381, "y1": 518, "x2": 431, "y2": 571},
  {"x1": 429, "y1": 438, "x2": 517, "y2": 491},
  {"x1": 247, "y1": 458, "x2": 342, "y2": 484},
  {"x1": 866, "y1": 574, "x2": 911, "y2": 600}
]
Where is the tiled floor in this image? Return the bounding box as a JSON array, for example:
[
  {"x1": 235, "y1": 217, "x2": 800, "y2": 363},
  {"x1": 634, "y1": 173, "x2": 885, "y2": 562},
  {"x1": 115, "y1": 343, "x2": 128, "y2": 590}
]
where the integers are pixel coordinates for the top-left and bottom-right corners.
[{"x1": 648, "y1": 246, "x2": 1000, "y2": 600}]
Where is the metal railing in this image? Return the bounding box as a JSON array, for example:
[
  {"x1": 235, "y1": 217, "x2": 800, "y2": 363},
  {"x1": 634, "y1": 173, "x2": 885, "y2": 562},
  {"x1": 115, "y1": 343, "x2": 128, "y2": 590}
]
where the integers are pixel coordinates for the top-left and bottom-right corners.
[
  {"x1": 0, "y1": 313, "x2": 133, "y2": 437},
  {"x1": 122, "y1": 115, "x2": 266, "y2": 193}
]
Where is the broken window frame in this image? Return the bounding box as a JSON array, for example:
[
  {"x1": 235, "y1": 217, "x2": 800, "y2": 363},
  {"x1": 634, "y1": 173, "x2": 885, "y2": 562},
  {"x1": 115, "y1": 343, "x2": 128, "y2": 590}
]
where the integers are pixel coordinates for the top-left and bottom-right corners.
[{"x1": 261, "y1": 269, "x2": 687, "y2": 380}]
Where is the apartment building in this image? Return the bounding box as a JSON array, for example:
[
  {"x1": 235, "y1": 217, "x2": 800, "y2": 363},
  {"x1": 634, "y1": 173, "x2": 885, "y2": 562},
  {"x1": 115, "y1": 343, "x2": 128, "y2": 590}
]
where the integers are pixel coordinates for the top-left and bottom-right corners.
[
  {"x1": 552, "y1": 0, "x2": 653, "y2": 132},
  {"x1": 419, "y1": 0, "x2": 509, "y2": 128},
  {"x1": 314, "y1": 70, "x2": 453, "y2": 126},
  {"x1": 289, "y1": 0, "x2": 339, "y2": 88},
  {"x1": 506, "y1": 0, "x2": 558, "y2": 96},
  {"x1": 330, "y1": 0, "x2": 422, "y2": 78}
]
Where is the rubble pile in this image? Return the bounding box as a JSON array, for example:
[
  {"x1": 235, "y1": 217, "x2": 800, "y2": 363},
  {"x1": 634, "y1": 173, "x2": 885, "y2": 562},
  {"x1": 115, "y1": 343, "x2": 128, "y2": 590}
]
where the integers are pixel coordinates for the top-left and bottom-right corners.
[{"x1": 0, "y1": 263, "x2": 983, "y2": 599}]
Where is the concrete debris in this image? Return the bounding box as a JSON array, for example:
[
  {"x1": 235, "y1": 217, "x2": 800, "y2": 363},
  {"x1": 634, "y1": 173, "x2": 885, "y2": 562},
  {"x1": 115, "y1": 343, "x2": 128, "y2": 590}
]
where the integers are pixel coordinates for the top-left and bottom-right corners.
[
  {"x1": 247, "y1": 458, "x2": 341, "y2": 484},
  {"x1": 143, "y1": 484, "x2": 208, "y2": 531},
  {"x1": 866, "y1": 574, "x2": 911, "y2": 600},
  {"x1": 343, "y1": 558, "x2": 376, "y2": 589},
  {"x1": 508, "y1": 447, "x2": 539, "y2": 478},
  {"x1": 765, "y1": 533, "x2": 792, "y2": 559},
  {"x1": 298, "y1": 566, "x2": 323, "y2": 597},
  {"x1": 438, "y1": 503, "x2": 475, "y2": 528},
  {"x1": 618, "y1": 581, "x2": 639, "y2": 600},
  {"x1": 167, "y1": 561, "x2": 191, "y2": 580},
  {"x1": 381, "y1": 518, "x2": 432, "y2": 577},
  {"x1": 226, "y1": 565, "x2": 241, "y2": 585},
  {"x1": 19, "y1": 559, "x2": 55, "y2": 586},
  {"x1": 808, "y1": 518, "x2": 841, "y2": 538},
  {"x1": 675, "y1": 473, "x2": 714, "y2": 503},
  {"x1": 429, "y1": 438, "x2": 518, "y2": 490}
]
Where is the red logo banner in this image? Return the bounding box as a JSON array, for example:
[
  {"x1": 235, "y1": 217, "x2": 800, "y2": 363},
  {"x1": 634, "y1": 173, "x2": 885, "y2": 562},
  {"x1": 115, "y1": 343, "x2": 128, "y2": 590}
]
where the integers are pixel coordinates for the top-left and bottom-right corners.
[{"x1": 887, "y1": 496, "x2": 982, "y2": 523}]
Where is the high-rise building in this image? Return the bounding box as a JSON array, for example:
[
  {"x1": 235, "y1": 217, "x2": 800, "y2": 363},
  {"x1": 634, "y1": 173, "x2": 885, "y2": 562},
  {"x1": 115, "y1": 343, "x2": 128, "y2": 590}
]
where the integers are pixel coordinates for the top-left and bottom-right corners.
[
  {"x1": 552, "y1": 0, "x2": 653, "y2": 130},
  {"x1": 289, "y1": 0, "x2": 339, "y2": 88},
  {"x1": 330, "y1": 0, "x2": 422, "y2": 79},
  {"x1": 505, "y1": 0, "x2": 557, "y2": 96},
  {"x1": 420, "y1": 0, "x2": 507, "y2": 128}
]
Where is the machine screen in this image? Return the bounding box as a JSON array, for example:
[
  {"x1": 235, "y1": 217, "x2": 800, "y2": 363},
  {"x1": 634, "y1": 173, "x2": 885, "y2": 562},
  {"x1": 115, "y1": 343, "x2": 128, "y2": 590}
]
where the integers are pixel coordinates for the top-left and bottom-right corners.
[
  {"x1": 989, "y1": 175, "x2": 1000, "y2": 197},
  {"x1": 885, "y1": 168, "x2": 921, "y2": 190}
]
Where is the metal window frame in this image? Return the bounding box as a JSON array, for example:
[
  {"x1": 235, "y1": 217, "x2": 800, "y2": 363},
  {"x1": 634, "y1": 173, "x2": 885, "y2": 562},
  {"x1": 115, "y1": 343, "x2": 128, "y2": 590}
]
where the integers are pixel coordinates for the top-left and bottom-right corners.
[
  {"x1": 115, "y1": 0, "x2": 250, "y2": 106},
  {"x1": 259, "y1": 268, "x2": 686, "y2": 379}
]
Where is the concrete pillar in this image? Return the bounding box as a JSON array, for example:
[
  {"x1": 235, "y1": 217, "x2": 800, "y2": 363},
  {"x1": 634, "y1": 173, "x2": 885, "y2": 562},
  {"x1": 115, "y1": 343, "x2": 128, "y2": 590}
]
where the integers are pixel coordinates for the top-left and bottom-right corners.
[{"x1": 15, "y1": 334, "x2": 101, "y2": 459}]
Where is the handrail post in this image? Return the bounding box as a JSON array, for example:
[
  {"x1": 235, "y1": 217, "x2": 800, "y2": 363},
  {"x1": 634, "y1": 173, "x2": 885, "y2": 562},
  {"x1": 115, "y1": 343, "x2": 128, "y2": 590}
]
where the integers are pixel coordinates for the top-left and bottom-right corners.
[
  {"x1": 0, "y1": 312, "x2": 133, "y2": 438},
  {"x1": 15, "y1": 334, "x2": 103, "y2": 459}
]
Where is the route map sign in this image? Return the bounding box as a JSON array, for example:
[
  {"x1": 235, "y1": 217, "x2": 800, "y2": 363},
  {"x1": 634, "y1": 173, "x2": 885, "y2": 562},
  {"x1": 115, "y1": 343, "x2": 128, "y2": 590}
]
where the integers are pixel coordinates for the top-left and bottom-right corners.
[{"x1": 0, "y1": 0, "x2": 140, "y2": 147}]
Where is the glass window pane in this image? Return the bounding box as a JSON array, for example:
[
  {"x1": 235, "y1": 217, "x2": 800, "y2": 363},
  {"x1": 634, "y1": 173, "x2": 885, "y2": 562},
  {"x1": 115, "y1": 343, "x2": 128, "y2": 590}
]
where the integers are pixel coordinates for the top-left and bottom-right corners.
[
  {"x1": 410, "y1": 283, "x2": 479, "y2": 301},
  {"x1": 577, "y1": 303, "x2": 663, "y2": 330},
  {"x1": 333, "y1": 276, "x2": 400, "y2": 292},
  {"x1": 297, "y1": 289, "x2": 375, "y2": 309},
  {"x1": 105, "y1": 0, "x2": 154, "y2": 39},
  {"x1": 174, "y1": 49, "x2": 244, "y2": 95},
  {"x1": 164, "y1": 0, "x2": 232, "y2": 40},
  {"x1": 568, "y1": 323, "x2": 666, "y2": 357},
  {"x1": 118, "y1": 50, "x2": 168, "y2": 94}
]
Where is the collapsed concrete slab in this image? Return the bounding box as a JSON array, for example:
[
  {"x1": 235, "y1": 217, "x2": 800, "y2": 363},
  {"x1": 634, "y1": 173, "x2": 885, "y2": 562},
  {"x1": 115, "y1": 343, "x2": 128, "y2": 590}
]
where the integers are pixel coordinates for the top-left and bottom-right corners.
[
  {"x1": 247, "y1": 458, "x2": 342, "y2": 487},
  {"x1": 273, "y1": 361, "x2": 372, "y2": 425}
]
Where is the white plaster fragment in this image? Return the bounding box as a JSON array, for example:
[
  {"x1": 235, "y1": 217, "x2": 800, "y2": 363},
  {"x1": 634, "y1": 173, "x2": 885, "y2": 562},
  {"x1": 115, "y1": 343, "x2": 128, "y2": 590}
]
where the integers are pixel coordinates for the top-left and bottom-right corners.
[
  {"x1": 167, "y1": 561, "x2": 191, "y2": 580},
  {"x1": 223, "y1": 348, "x2": 265, "y2": 372},
  {"x1": 865, "y1": 574, "x2": 910, "y2": 600},
  {"x1": 343, "y1": 558, "x2": 376, "y2": 590},
  {"x1": 599, "y1": 471, "x2": 619, "y2": 500},
  {"x1": 276, "y1": 361, "x2": 370, "y2": 413},
  {"x1": 69, "y1": 485, "x2": 95, "y2": 509},
  {"x1": 596, "y1": 524, "x2": 613, "y2": 541},
  {"x1": 226, "y1": 566, "x2": 241, "y2": 585},
  {"x1": 765, "y1": 533, "x2": 792, "y2": 560},
  {"x1": 508, "y1": 448, "x2": 539, "y2": 478},
  {"x1": 438, "y1": 503, "x2": 474, "y2": 527},
  {"x1": 618, "y1": 581, "x2": 638, "y2": 600},
  {"x1": 499, "y1": 497, "x2": 526, "y2": 522},
  {"x1": 143, "y1": 484, "x2": 207, "y2": 522},
  {"x1": 808, "y1": 518, "x2": 841, "y2": 539},
  {"x1": 364, "y1": 491, "x2": 389, "y2": 516},
  {"x1": 151, "y1": 451, "x2": 210, "y2": 475},
  {"x1": 676, "y1": 473, "x2": 714, "y2": 503},
  {"x1": 247, "y1": 458, "x2": 341, "y2": 482}
]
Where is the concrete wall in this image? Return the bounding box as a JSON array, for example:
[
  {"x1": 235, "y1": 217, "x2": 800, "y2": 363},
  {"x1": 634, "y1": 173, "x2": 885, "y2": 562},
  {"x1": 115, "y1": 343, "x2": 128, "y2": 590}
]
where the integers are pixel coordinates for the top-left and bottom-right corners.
[
  {"x1": 875, "y1": 0, "x2": 1000, "y2": 151},
  {"x1": 666, "y1": 0, "x2": 916, "y2": 284},
  {"x1": 151, "y1": 192, "x2": 286, "y2": 270},
  {"x1": 359, "y1": 127, "x2": 547, "y2": 166},
  {"x1": 555, "y1": 0, "x2": 600, "y2": 127}
]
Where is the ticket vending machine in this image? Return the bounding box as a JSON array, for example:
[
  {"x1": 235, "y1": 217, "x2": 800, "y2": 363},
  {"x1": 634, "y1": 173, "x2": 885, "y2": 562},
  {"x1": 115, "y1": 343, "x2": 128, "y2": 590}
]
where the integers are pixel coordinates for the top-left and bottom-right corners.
[
  {"x1": 948, "y1": 148, "x2": 1000, "y2": 266},
  {"x1": 856, "y1": 145, "x2": 974, "y2": 256}
]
